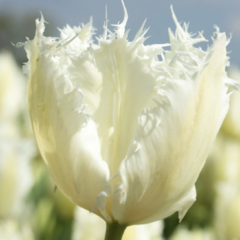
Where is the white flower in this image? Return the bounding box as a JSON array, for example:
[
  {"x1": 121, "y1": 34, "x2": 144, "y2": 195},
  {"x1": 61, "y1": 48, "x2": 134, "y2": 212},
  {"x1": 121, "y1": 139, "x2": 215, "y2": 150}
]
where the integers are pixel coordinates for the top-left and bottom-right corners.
[
  {"x1": 0, "y1": 51, "x2": 35, "y2": 219},
  {"x1": 122, "y1": 220, "x2": 163, "y2": 240},
  {"x1": 0, "y1": 139, "x2": 35, "y2": 218},
  {"x1": 221, "y1": 67, "x2": 240, "y2": 137},
  {"x1": 0, "y1": 219, "x2": 34, "y2": 240},
  {"x1": 72, "y1": 207, "x2": 163, "y2": 240},
  {"x1": 23, "y1": 2, "x2": 239, "y2": 224},
  {"x1": 170, "y1": 227, "x2": 215, "y2": 240},
  {"x1": 0, "y1": 52, "x2": 26, "y2": 137},
  {"x1": 214, "y1": 184, "x2": 240, "y2": 240},
  {"x1": 210, "y1": 136, "x2": 240, "y2": 184}
]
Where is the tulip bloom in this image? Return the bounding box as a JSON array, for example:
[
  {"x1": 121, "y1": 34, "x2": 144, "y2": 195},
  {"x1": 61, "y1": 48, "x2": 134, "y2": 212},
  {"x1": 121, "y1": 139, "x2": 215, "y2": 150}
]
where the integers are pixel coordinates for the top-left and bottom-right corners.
[{"x1": 23, "y1": 2, "x2": 238, "y2": 227}]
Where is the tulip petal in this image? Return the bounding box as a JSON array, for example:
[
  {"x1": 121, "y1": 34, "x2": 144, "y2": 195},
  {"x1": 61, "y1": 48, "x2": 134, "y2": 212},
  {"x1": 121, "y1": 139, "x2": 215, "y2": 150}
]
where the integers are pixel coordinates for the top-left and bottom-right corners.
[
  {"x1": 112, "y1": 19, "x2": 232, "y2": 224},
  {"x1": 25, "y1": 17, "x2": 112, "y2": 220},
  {"x1": 92, "y1": 37, "x2": 157, "y2": 176}
]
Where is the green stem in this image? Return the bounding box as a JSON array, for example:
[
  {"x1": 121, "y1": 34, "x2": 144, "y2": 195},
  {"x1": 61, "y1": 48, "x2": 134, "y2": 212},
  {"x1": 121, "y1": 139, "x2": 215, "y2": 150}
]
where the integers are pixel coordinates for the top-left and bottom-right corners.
[{"x1": 104, "y1": 222, "x2": 128, "y2": 240}]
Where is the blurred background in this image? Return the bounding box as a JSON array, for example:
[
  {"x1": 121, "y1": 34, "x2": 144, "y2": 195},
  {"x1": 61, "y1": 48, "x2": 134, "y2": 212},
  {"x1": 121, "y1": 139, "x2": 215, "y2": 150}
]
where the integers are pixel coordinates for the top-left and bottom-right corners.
[{"x1": 0, "y1": 0, "x2": 240, "y2": 239}]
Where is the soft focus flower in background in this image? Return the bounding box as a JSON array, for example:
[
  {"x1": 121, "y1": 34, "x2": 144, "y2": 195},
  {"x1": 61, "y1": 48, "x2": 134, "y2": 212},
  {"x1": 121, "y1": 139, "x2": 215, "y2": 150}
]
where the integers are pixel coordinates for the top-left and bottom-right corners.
[
  {"x1": 0, "y1": 51, "x2": 35, "y2": 239},
  {"x1": 212, "y1": 67, "x2": 240, "y2": 240},
  {"x1": 72, "y1": 207, "x2": 163, "y2": 240},
  {"x1": 0, "y1": 219, "x2": 34, "y2": 240},
  {"x1": 23, "y1": 1, "x2": 238, "y2": 229},
  {"x1": 0, "y1": 139, "x2": 35, "y2": 240},
  {"x1": 211, "y1": 136, "x2": 240, "y2": 184},
  {"x1": 214, "y1": 184, "x2": 240, "y2": 240},
  {"x1": 0, "y1": 51, "x2": 34, "y2": 219},
  {"x1": 221, "y1": 67, "x2": 240, "y2": 137},
  {"x1": 0, "y1": 52, "x2": 25, "y2": 136},
  {"x1": 0, "y1": 138, "x2": 34, "y2": 218},
  {"x1": 169, "y1": 227, "x2": 215, "y2": 240}
]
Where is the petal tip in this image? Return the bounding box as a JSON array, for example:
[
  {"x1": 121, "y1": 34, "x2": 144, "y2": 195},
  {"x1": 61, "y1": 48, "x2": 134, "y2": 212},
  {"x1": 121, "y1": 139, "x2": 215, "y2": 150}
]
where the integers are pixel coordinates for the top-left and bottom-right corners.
[{"x1": 178, "y1": 187, "x2": 197, "y2": 222}]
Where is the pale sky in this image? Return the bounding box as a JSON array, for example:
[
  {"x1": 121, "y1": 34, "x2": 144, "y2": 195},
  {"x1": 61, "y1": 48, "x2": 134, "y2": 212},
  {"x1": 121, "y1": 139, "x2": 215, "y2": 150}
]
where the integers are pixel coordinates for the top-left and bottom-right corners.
[{"x1": 0, "y1": 0, "x2": 239, "y2": 67}]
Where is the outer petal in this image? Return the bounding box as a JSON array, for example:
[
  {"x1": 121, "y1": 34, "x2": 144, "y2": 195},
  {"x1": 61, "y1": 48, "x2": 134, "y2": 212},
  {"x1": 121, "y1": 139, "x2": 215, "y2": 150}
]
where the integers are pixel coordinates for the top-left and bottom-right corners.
[
  {"x1": 25, "y1": 17, "x2": 111, "y2": 220},
  {"x1": 112, "y1": 26, "x2": 231, "y2": 223}
]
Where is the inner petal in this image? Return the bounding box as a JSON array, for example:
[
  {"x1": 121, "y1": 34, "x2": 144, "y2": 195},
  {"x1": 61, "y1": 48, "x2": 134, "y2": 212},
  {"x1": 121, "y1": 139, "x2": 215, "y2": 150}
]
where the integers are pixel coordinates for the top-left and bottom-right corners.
[{"x1": 92, "y1": 37, "x2": 157, "y2": 176}]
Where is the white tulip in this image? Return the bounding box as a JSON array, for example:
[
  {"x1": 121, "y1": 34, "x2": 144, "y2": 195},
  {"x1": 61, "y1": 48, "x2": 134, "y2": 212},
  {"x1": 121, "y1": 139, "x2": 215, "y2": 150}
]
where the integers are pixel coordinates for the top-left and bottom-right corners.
[
  {"x1": 215, "y1": 184, "x2": 240, "y2": 240},
  {"x1": 210, "y1": 136, "x2": 240, "y2": 184},
  {"x1": 221, "y1": 67, "x2": 240, "y2": 137},
  {"x1": 0, "y1": 52, "x2": 35, "y2": 219},
  {"x1": 170, "y1": 227, "x2": 215, "y2": 240},
  {"x1": 0, "y1": 139, "x2": 35, "y2": 218},
  {"x1": 22, "y1": 1, "x2": 239, "y2": 226},
  {"x1": 0, "y1": 219, "x2": 34, "y2": 240},
  {"x1": 0, "y1": 52, "x2": 25, "y2": 137}
]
